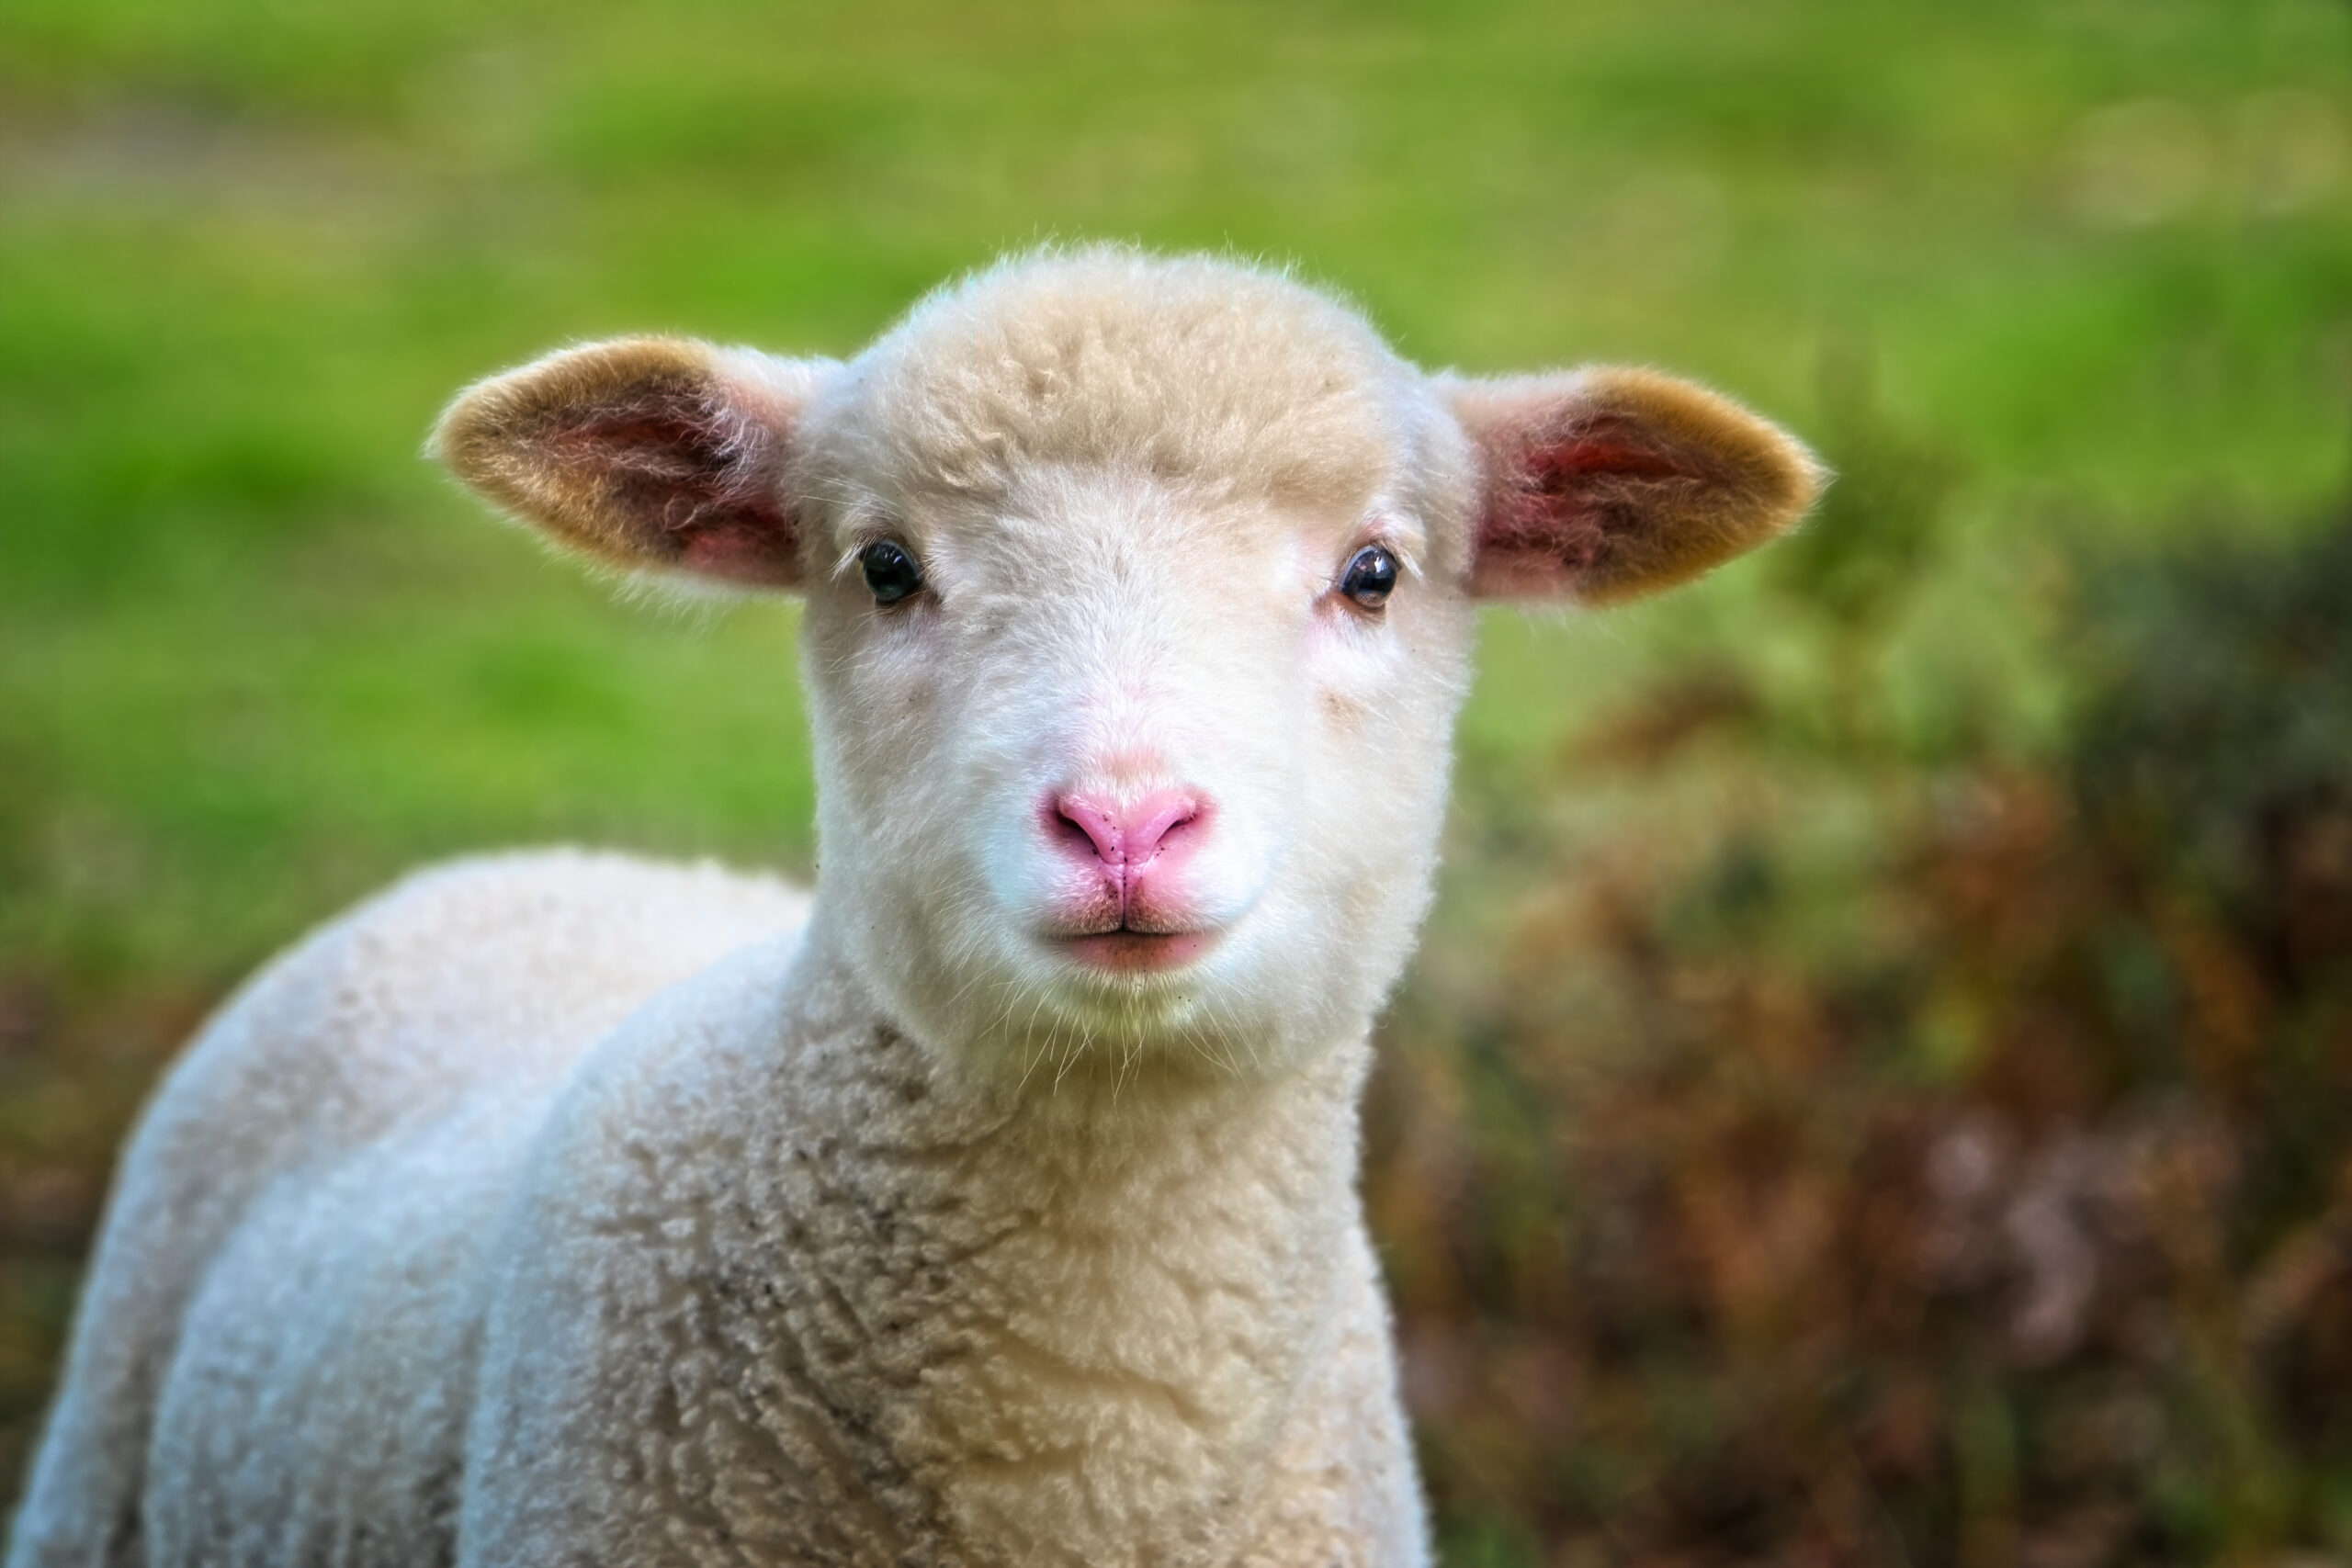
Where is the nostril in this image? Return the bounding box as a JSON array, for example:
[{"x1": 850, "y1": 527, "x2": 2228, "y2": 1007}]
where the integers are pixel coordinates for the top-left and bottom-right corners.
[
  {"x1": 1050, "y1": 795, "x2": 1124, "y2": 865},
  {"x1": 1125, "y1": 796, "x2": 1202, "y2": 863}
]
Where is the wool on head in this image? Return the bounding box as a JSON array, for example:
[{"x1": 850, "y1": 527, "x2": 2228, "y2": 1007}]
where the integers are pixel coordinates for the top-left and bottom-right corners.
[{"x1": 812, "y1": 249, "x2": 1439, "y2": 516}]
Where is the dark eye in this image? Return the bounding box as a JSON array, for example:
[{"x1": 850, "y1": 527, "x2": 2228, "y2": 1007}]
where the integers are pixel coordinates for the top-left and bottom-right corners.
[
  {"x1": 1340, "y1": 544, "x2": 1398, "y2": 611},
  {"x1": 859, "y1": 539, "x2": 923, "y2": 604}
]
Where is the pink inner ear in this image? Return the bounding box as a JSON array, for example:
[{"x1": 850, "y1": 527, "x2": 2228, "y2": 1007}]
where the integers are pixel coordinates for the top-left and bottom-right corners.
[
  {"x1": 1474, "y1": 421, "x2": 1694, "y2": 596},
  {"x1": 676, "y1": 523, "x2": 798, "y2": 585},
  {"x1": 1525, "y1": 435, "x2": 1687, "y2": 488},
  {"x1": 556, "y1": 404, "x2": 798, "y2": 582}
]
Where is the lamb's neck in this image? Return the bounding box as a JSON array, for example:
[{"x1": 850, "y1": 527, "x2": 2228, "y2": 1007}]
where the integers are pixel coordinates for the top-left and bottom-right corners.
[{"x1": 752, "y1": 919, "x2": 1373, "y2": 1566}]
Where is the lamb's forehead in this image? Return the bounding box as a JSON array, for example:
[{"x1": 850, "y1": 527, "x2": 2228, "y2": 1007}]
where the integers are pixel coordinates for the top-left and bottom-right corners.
[{"x1": 808, "y1": 250, "x2": 1432, "y2": 518}]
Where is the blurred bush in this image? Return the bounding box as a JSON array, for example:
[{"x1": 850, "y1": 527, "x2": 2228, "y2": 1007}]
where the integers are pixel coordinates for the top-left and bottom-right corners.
[{"x1": 1369, "y1": 401, "x2": 2352, "y2": 1563}]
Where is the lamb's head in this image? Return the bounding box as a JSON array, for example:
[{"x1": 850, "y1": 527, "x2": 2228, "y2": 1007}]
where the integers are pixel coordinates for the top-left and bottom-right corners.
[{"x1": 433, "y1": 248, "x2": 1823, "y2": 1086}]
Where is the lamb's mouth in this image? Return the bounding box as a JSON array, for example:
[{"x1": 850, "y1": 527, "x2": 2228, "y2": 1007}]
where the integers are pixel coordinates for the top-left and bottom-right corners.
[{"x1": 1052, "y1": 928, "x2": 1220, "y2": 976}]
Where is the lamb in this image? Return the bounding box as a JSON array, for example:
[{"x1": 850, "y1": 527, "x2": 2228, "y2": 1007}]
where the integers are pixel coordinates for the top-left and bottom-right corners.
[{"x1": 6, "y1": 246, "x2": 1823, "y2": 1568}]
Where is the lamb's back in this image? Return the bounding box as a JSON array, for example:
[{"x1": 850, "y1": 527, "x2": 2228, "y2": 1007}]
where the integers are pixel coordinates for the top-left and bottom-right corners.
[{"x1": 231, "y1": 847, "x2": 813, "y2": 1132}]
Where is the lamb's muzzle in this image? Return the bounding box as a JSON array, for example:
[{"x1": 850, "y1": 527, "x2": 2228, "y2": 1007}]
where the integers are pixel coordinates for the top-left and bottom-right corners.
[
  {"x1": 6, "y1": 245, "x2": 1824, "y2": 1568},
  {"x1": 1042, "y1": 785, "x2": 1214, "y2": 972}
]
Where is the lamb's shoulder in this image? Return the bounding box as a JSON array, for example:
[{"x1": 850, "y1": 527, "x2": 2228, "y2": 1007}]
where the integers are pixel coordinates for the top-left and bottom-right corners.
[{"x1": 455, "y1": 934, "x2": 915, "y2": 1567}]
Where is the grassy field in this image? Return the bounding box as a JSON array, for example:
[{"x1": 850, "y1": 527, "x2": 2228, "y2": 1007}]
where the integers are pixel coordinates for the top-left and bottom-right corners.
[
  {"x1": 4, "y1": 0, "x2": 2346, "y2": 974},
  {"x1": 3, "y1": 0, "x2": 2349, "y2": 1559}
]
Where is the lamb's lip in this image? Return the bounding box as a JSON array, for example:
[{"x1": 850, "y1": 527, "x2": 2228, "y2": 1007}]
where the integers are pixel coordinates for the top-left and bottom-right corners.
[{"x1": 1047, "y1": 928, "x2": 1221, "y2": 976}]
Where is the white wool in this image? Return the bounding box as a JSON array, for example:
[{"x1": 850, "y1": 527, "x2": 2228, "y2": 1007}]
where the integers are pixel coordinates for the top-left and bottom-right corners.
[{"x1": 10, "y1": 247, "x2": 1820, "y2": 1568}]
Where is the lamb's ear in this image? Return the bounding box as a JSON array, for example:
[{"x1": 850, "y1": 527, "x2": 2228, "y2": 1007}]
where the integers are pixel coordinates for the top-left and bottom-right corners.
[
  {"x1": 429, "y1": 338, "x2": 832, "y2": 589},
  {"x1": 1448, "y1": 367, "x2": 1826, "y2": 604}
]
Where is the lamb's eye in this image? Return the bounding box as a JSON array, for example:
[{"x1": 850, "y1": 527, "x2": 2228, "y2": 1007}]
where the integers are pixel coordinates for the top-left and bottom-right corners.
[
  {"x1": 1340, "y1": 544, "x2": 1398, "y2": 611},
  {"x1": 859, "y1": 540, "x2": 923, "y2": 604}
]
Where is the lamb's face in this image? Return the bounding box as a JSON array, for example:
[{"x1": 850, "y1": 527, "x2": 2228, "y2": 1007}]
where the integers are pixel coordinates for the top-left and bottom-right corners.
[
  {"x1": 802, "y1": 479, "x2": 1476, "y2": 1079},
  {"x1": 432, "y1": 247, "x2": 1826, "y2": 1088},
  {"x1": 785, "y1": 258, "x2": 1483, "y2": 1080}
]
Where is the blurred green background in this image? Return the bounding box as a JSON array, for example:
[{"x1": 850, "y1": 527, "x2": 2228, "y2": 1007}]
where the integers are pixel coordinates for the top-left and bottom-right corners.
[{"x1": 4, "y1": 0, "x2": 2349, "y2": 1562}]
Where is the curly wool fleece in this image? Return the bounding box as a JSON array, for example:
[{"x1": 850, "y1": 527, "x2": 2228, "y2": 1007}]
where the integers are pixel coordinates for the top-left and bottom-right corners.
[{"x1": 10, "y1": 248, "x2": 1822, "y2": 1568}]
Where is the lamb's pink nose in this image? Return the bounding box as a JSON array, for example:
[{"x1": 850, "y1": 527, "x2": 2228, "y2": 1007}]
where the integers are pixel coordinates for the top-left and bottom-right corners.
[{"x1": 1051, "y1": 789, "x2": 1203, "y2": 873}]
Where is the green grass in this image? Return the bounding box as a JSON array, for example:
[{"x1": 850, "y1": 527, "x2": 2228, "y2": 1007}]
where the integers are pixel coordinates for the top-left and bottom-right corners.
[
  {"x1": 6, "y1": 0, "x2": 2348, "y2": 991},
  {"x1": 2, "y1": 0, "x2": 2349, "y2": 1545}
]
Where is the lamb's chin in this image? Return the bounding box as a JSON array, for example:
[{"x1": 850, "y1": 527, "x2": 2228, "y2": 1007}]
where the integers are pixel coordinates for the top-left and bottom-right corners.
[{"x1": 943, "y1": 972, "x2": 1269, "y2": 1083}]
